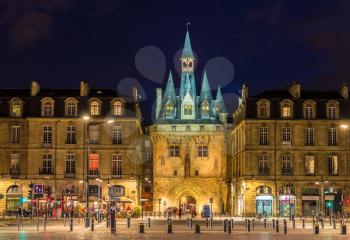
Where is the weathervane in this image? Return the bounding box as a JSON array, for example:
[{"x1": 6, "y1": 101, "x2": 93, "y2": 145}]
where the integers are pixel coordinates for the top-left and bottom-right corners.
[{"x1": 186, "y1": 19, "x2": 191, "y2": 30}]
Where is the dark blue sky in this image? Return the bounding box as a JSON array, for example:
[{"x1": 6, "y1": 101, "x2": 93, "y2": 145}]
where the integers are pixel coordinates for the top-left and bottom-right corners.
[{"x1": 1, "y1": 0, "x2": 350, "y2": 123}]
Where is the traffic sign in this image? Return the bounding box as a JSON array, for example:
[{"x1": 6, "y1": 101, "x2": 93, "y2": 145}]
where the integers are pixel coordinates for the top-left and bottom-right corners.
[{"x1": 33, "y1": 184, "x2": 44, "y2": 194}]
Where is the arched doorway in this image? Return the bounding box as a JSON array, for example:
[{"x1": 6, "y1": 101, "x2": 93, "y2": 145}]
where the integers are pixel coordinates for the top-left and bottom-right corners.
[
  {"x1": 179, "y1": 195, "x2": 196, "y2": 216},
  {"x1": 6, "y1": 185, "x2": 23, "y2": 211}
]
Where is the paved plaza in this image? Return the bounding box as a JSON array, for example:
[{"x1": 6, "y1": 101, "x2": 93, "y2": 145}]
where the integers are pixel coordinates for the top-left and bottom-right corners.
[{"x1": 0, "y1": 217, "x2": 349, "y2": 239}]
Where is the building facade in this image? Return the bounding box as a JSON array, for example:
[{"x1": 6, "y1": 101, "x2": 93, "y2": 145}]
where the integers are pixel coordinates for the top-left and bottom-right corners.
[
  {"x1": 232, "y1": 82, "x2": 350, "y2": 217},
  {"x1": 0, "y1": 81, "x2": 143, "y2": 214},
  {"x1": 150, "y1": 30, "x2": 228, "y2": 216}
]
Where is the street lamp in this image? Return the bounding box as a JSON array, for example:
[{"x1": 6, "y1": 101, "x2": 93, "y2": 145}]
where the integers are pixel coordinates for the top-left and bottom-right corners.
[{"x1": 340, "y1": 123, "x2": 349, "y2": 217}]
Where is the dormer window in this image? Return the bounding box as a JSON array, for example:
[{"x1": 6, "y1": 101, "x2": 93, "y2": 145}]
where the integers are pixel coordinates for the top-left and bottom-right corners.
[
  {"x1": 90, "y1": 100, "x2": 100, "y2": 116},
  {"x1": 9, "y1": 98, "x2": 22, "y2": 117},
  {"x1": 257, "y1": 100, "x2": 270, "y2": 118},
  {"x1": 65, "y1": 98, "x2": 78, "y2": 117},
  {"x1": 201, "y1": 101, "x2": 210, "y2": 116},
  {"x1": 184, "y1": 104, "x2": 192, "y2": 115},
  {"x1": 303, "y1": 101, "x2": 316, "y2": 119},
  {"x1": 280, "y1": 100, "x2": 293, "y2": 118},
  {"x1": 41, "y1": 98, "x2": 54, "y2": 117},
  {"x1": 282, "y1": 104, "x2": 291, "y2": 118},
  {"x1": 326, "y1": 101, "x2": 338, "y2": 119},
  {"x1": 113, "y1": 101, "x2": 123, "y2": 116}
]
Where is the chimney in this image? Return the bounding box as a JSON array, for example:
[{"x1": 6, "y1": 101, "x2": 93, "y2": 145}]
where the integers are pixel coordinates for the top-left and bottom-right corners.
[
  {"x1": 288, "y1": 81, "x2": 301, "y2": 98},
  {"x1": 155, "y1": 88, "x2": 162, "y2": 119},
  {"x1": 132, "y1": 87, "x2": 138, "y2": 102},
  {"x1": 339, "y1": 82, "x2": 349, "y2": 99},
  {"x1": 30, "y1": 80, "x2": 40, "y2": 96},
  {"x1": 80, "y1": 81, "x2": 90, "y2": 96}
]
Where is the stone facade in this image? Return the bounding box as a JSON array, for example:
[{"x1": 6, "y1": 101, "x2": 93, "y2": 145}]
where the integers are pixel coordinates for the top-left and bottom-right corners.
[
  {"x1": 0, "y1": 81, "x2": 143, "y2": 213},
  {"x1": 232, "y1": 82, "x2": 350, "y2": 217}
]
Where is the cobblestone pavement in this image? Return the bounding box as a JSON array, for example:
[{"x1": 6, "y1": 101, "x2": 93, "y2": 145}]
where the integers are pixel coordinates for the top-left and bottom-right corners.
[{"x1": 0, "y1": 218, "x2": 349, "y2": 240}]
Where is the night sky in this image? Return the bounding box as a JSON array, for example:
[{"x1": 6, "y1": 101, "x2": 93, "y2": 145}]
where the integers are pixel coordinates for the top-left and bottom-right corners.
[{"x1": 1, "y1": 0, "x2": 350, "y2": 124}]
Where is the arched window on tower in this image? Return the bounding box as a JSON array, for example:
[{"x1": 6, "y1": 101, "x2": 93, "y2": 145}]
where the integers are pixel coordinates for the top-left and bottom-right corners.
[
  {"x1": 184, "y1": 104, "x2": 192, "y2": 115},
  {"x1": 165, "y1": 102, "x2": 174, "y2": 118}
]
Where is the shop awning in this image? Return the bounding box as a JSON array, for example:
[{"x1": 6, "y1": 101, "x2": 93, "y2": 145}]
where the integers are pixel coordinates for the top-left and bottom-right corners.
[{"x1": 111, "y1": 196, "x2": 134, "y2": 203}]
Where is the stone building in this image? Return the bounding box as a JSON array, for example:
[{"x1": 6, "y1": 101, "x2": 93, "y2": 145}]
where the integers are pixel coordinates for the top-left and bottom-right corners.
[
  {"x1": 0, "y1": 80, "x2": 143, "y2": 214},
  {"x1": 150, "y1": 30, "x2": 228, "y2": 215},
  {"x1": 232, "y1": 81, "x2": 350, "y2": 217}
]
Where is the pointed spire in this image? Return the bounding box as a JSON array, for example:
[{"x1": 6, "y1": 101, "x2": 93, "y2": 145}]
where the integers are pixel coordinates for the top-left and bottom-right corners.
[
  {"x1": 181, "y1": 30, "x2": 194, "y2": 59},
  {"x1": 215, "y1": 86, "x2": 227, "y2": 113},
  {"x1": 164, "y1": 71, "x2": 176, "y2": 101},
  {"x1": 200, "y1": 71, "x2": 212, "y2": 102}
]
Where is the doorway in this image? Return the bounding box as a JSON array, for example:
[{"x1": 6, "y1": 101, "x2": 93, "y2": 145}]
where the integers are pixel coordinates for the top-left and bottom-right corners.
[{"x1": 179, "y1": 195, "x2": 196, "y2": 216}]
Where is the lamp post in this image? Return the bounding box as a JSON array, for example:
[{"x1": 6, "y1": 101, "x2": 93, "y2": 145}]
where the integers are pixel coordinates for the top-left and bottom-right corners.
[
  {"x1": 341, "y1": 124, "x2": 349, "y2": 217},
  {"x1": 82, "y1": 116, "x2": 115, "y2": 227},
  {"x1": 163, "y1": 201, "x2": 167, "y2": 218}
]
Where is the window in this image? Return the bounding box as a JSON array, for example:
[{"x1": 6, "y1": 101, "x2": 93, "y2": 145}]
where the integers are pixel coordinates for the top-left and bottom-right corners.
[
  {"x1": 258, "y1": 155, "x2": 269, "y2": 175},
  {"x1": 89, "y1": 125, "x2": 99, "y2": 144},
  {"x1": 66, "y1": 126, "x2": 76, "y2": 144},
  {"x1": 10, "y1": 101, "x2": 22, "y2": 117},
  {"x1": 89, "y1": 153, "x2": 99, "y2": 176},
  {"x1": 259, "y1": 127, "x2": 268, "y2": 145},
  {"x1": 201, "y1": 101, "x2": 210, "y2": 116},
  {"x1": 282, "y1": 127, "x2": 291, "y2": 144},
  {"x1": 281, "y1": 154, "x2": 292, "y2": 175},
  {"x1": 173, "y1": 170, "x2": 178, "y2": 176},
  {"x1": 328, "y1": 155, "x2": 338, "y2": 175},
  {"x1": 184, "y1": 104, "x2": 192, "y2": 115},
  {"x1": 168, "y1": 145, "x2": 179, "y2": 157},
  {"x1": 195, "y1": 170, "x2": 199, "y2": 176},
  {"x1": 197, "y1": 146, "x2": 208, "y2": 157},
  {"x1": 305, "y1": 128, "x2": 314, "y2": 146},
  {"x1": 305, "y1": 155, "x2": 315, "y2": 175},
  {"x1": 145, "y1": 153, "x2": 151, "y2": 163},
  {"x1": 282, "y1": 104, "x2": 291, "y2": 118},
  {"x1": 42, "y1": 101, "x2": 54, "y2": 117},
  {"x1": 304, "y1": 103, "x2": 313, "y2": 119},
  {"x1": 67, "y1": 102, "x2": 77, "y2": 116},
  {"x1": 42, "y1": 154, "x2": 53, "y2": 174},
  {"x1": 160, "y1": 155, "x2": 165, "y2": 165},
  {"x1": 328, "y1": 128, "x2": 337, "y2": 146},
  {"x1": 112, "y1": 125, "x2": 122, "y2": 144},
  {"x1": 65, "y1": 153, "x2": 75, "y2": 176},
  {"x1": 327, "y1": 104, "x2": 337, "y2": 119},
  {"x1": 112, "y1": 154, "x2": 122, "y2": 177},
  {"x1": 90, "y1": 101, "x2": 100, "y2": 116},
  {"x1": 43, "y1": 125, "x2": 52, "y2": 145},
  {"x1": 258, "y1": 102, "x2": 268, "y2": 118},
  {"x1": 10, "y1": 153, "x2": 20, "y2": 170},
  {"x1": 11, "y1": 126, "x2": 20, "y2": 144},
  {"x1": 215, "y1": 105, "x2": 221, "y2": 114},
  {"x1": 165, "y1": 102, "x2": 174, "y2": 117},
  {"x1": 109, "y1": 185, "x2": 125, "y2": 197},
  {"x1": 113, "y1": 101, "x2": 123, "y2": 116}
]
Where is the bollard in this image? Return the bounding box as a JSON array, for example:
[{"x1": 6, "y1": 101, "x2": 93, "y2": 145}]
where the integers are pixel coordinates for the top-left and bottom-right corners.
[
  {"x1": 195, "y1": 224, "x2": 200, "y2": 234},
  {"x1": 329, "y1": 217, "x2": 332, "y2": 226},
  {"x1": 106, "y1": 215, "x2": 110, "y2": 228},
  {"x1": 224, "y1": 219, "x2": 227, "y2": 232},
  {"x1": 302, "y1": 218, "x2": 305, "y2": 228},
  {"x1": 139, "y1": 223, "x2": 145, "y2": 233},
  {"x1": 210, "y1": 218, "x2": 213, "y2": 229},
  {"x1": 252, "y1": 219, "x2": 255, "y2": 229},
  {"x1": 70, "y1": 218, "x2": 73, "y2": 232},
  {"x1": 321, "y1": 221, "x2": 324, "y2": 229},
  {"x1": 292, "y1": 219, "x2": 295, "y2": 229},
  {"x1": 341, "y1": 224, "x2": 347, "y2": 235},
  {"x1": 206, "y1": 218, "x2": 209, "y2": 228},
  {"x1": 111, "y1": 210, "x2": 116, "y2": 234},
  {"x1": 272, "y1": 219, "x2": 275, "y2": 229},
  {"x1": 248, "y1": 219, "x2": 251, "y2": 232},
  {"x1": 264, "y1": 218, "x2": 267, "y2": 228},
  {"x1": 276, "y1": 220, "x2": 279, "y2": 233},
  {"x1": 245, "y1": 219, "x2": 248, "y2": 229},
  {"x1": 187, "y1": 218, "x2": 190, "y2": 228},
  {"x1": 313, "y1": 219, "x2": 316, "y2": 228},
  {"x1": 148, "y1": 218, "x2": 151, "y2": 228},
  {"x1": 283, "y1": 219, "x2": 287, "y2": 234},
  {"x1": 127, "y1": 218, "x2": 130, "y2": 228},
  {"x1": 231, "y1": 219, "x2": 234, "y2": 229},
  {"x1": 167, "y1": 223, "x2": 172, "y2": 234},
  {"x1": 190, "y1": 218, "x2": 193, "y2": 228},
  {"x1": 314, "y1": 224, "x2": 319, "y2": 234},
  {"x1": 91, "y1": 218, "x2": 94, "y2": 231},
  {"x1": 333, "y1": 219, "x2": 336, "y2": 229},
  {"x1": 228, "y1": 221, "x2": 232, "y2": 234}
]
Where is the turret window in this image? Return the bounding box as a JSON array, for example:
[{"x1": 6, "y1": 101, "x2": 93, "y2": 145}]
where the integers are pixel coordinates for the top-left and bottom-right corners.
[
  {"x1": 165, "y1": 102, "x2": 174, "y2": 117},
  {"x1": 201, "y1": 101, "x2": 210, "y2": 116},
  {"x1": 184, "y1": 104, "x2": 192, "y2": 115}
]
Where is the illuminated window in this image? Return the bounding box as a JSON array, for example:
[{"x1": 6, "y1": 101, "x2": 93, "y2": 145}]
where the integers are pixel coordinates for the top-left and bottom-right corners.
[
  {"x1": 11, "y1": 126, "x2": 20, "y2": 144},
  {"x1": 282, "y1": 104, "x2": 291, "y2": 118},
  {"x1": 90, "y1": 101, "x2": 100, "y2": 116},
  {"x1": 165, "y1": 102, "x2": 174, "y2": 117},
  {"x1": 10, "y1": 101, "x2": 22, "y2": 117},
  {"x1": 305, "y1": 155, "x2": 315, "y2": 175},
  {"x1": 201, "y1": 101, "x2": 210, "y2": 116},
  {"x1": 89, "y1": 153, "x2": 99, "y2": 176},
  {"x1": 328, "y1": 155, "x2": 338, "y2": 175},
  {"x1": 282, "y1": 127, "x2": 291, "y2": 144},
  {"x1": 113, "y1": 101, "x2": 123, "y2": 116},
  {"x1": 184, "y1": 104, "x2": 192, "y2": 115}
]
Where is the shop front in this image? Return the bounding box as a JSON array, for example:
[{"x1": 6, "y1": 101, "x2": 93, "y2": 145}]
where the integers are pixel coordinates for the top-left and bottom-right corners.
[
  {"x1": 109, "y1": 185, "x2": 134, "y2": 214},
  {"x1": 6, "y1": 185, "x2": 23, "y2": 212},
  {"x1": 279, "y1": 183, "x2": 296, "y2": 217},
  {"x1": 302, "y1": 188, "x2": 319, "y2": 216},
  {"x1": 324, "y1": 188, "x2": 342, "y2": 216},
  {"x1": 256, "y1": 186, "x2": 273, "y2": 217}
]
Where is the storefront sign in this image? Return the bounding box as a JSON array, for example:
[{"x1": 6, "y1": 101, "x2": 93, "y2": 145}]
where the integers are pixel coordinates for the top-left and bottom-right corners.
[
  {"x1": 325, "y1": 195, "x2": 334, "y2": 200},
  {"x1": 256, "y1": 195, "x2": 273, "y2": 200},
  {"x1": 302, "y1": 195, "x2": 319, "y2": 201}
]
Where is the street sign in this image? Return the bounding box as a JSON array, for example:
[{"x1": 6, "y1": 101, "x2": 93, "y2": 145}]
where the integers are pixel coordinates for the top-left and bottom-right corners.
[
  {"x1": 209, "y1": 197, "x2": 214, "y2": 203},
  {"x1": 33, "y1": 184, "x2": 44, "y2": 194}
]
